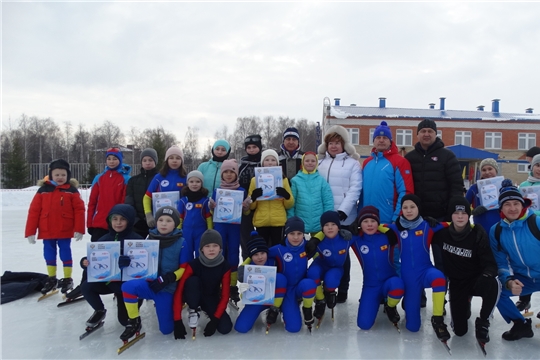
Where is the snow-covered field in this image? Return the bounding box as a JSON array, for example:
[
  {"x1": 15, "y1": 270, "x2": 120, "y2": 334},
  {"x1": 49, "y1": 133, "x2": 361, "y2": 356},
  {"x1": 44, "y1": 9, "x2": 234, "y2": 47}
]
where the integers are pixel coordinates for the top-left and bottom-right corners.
[{"x1": 1, "y1": 188, "x2": 539, "y2": 359}]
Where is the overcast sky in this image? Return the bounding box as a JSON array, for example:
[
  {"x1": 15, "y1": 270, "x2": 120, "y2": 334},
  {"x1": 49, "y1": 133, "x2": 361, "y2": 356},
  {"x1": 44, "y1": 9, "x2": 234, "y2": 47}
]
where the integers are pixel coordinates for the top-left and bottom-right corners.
[{"x1": 3, "y1": 1, "x2": 539, "y2": 147}]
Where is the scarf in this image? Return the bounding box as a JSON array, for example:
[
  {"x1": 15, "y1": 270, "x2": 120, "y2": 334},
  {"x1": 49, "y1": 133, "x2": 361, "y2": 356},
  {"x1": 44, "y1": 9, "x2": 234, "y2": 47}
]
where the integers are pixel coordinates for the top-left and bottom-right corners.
[
  {"x1": 149, "y1": 229, "x2": 183, "y2": 249},
  {"x1": 184, "y1": 189, "x2": 205, "y2": 203},
  {"x1": 398, "y1": 215, "x2": 424, "y2": 230},
  {"x1": 198, "y1": 251, "x2": 224, "y2": 267},
  {"x1": 526, "y1": 175, "x2": 540, "y2": 183},
  {"x1": 212, "y1": 150, "x2": 230, "y2": 163},
  {"x1": 448, "y1": 222, "x2": 472, "y2": 242},
  {"x1": 219, "y1": 178, "x2": 239, "y2": 190},
  {"x1": 245, "y1": 152, "x2": 261, "y2": 163}
]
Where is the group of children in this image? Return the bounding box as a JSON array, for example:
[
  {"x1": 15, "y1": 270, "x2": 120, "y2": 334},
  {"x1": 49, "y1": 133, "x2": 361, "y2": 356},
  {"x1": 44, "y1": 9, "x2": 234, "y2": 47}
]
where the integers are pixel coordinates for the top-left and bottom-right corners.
[{"x1": 24, "y1": 137, "x2": 539, "y2": 347}]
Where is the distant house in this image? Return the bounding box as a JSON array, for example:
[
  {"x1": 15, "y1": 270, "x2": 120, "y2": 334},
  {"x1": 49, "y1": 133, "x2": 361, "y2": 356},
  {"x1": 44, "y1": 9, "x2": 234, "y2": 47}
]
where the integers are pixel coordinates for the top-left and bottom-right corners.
[{"x1": 320, "y1": 97, "x2": 540, "y2": 186}]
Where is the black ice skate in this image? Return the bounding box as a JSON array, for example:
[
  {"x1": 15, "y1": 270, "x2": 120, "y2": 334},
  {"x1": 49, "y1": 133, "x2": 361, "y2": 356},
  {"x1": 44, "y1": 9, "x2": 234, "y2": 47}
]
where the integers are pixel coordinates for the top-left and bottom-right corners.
[
  {"x1": 502, "y1": 318, "x2": 533, "y2": 341},
  {"x1": 229, "y1": 285, "x2": 240, "y2": 310},
  {"x1": 118, "y1": 317, "x2": 145, "y2": 354},
  {"x1": 86, "y1": 309, "x2": 107, "y2": 328},
  {"x1": 58, "y1": 278, "x2": 74, "y2": 294},
  {"x1": 515, "y1": 299, "x2": 533, "y2": 317},
  {"x1": 432, "y1": 316, "x2": 451, "y2": 354},
  {"x1": 65, "y1": 285, "x2": 82, "y2": 300},
  {"x1": 314, "y1": 299, "x2": 326, "y2": 328},
  {"x1": 265, "y1": 306, "x2": 279, "y2": 334},
  {"x1": 38, "y1": 276, "x2": 59, "y2": 301},
  {"x1": 384, "y1": 302, "x2": 401, "y2": 332},
  {"x1": 302, "y1": 306, "x2": 314, "y2": 332},
  {"x1": 475, "y1": 317, "x2": 490, "y2": 356},
  {"x1": 325, "y1": 291, "x2": 337, "y2": 309}
]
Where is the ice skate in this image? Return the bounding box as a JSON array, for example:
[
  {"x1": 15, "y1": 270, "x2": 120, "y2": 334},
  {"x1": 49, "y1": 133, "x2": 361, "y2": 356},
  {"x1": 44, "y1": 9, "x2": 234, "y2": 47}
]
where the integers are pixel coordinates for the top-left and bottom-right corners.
[
  {"x1": 502, "y1": 318, "x2": 533, "y2": 341},
  {"x1": 229, "y1": 286, "x2": 240, "y2": 310},
  {"x1": 314, "y1": 299, "x2": 326, "y2": 328},
  {"x1": 80, "y1": 310, "x2": 106, "y2": 340},
  {"x1": 58, "y1": 278, "x2": 73, "y2": 294},
  {"x1": 302, "y1": 306, "x2": 314, "y2": 332},
  {"x1": 475, "y1": 317, "x2": 490, "y2": 356},
  {"x1": 38, "y1": 276, "x2": 59, "y2": 301},
  {"x1": 265, "y1": 306, "x2": 279, "y2": 334},
  {"x1": 118, "y1": 317, "x2": 145, "y2": 354},
  {"x1": 515, "y1": 299, "x2": 533, "y2": 317},
  {"x1": 325, "y1": 291, "x2": 337, "y2": 309},
  {"x1": 65, "y1": 284, "x2": 82, "y2": 300},
  {"x1": 384, "y1": 302, "x2": 401, "y2": 324},
  {"x1": 432, "y1": 316, "x2": 451, "y2": 354},
  {"x1": 188, "y1": 308, "x2": 200, "y2": 339}
]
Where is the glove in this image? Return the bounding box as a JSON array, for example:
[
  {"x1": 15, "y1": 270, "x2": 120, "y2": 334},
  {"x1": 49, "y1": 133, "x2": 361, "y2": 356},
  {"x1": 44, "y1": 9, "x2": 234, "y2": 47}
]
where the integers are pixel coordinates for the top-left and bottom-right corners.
[
  {"x1": 149, "y1": 271, "x2": 176, "y2": 293},
  {"x1": 472, "y1": 206, "x2": 488, "y2": 217},
  {"x1": 251, "y1": 188, "x2": 263, "y2": 202},
  {"x1": 237, "y1": 265, "x2": 245, "y2": 282},
  {"x1": 118, "y1": 255, "x2": 131, "y2": 269},
  {"x1": 339, "y1": 229, "x2": 352, "y2": 241},
  {"x1": 87, "y1": 227, "x2": 95, "y2": 236},
  {"x1": 425, "y1": 216, "x2": 439, "y2": 227},
  {"x1": 349, "y1": 221, "x2": 359, "y2": 236},
  {"x1": 145, "y1": 213, "x2": 156, "y2": 228},
  {"x1": 27, "y1": 235, "x2": 36, "y2": 244},
  {"x1": 203, "y1": 317, "x2": 219, "y2": 337},
  {"x1": 305, "y1": 237, "x2": 321, "y2": 258},
  {"x1": 174, "y1": 320, "x2": 187, "y2": 339},
  {"x1": 338, "y1": 211, "x2": 347, "y2": 222},
  {"x1": 80, "y1": 256, "x2": 88, "y2": 268},
  {"x1": 275, "y1": 187, "x2": 290, "y2": 200},
  {"x1": 74, "y1": 232, "x2": 83, "y2": 241}
]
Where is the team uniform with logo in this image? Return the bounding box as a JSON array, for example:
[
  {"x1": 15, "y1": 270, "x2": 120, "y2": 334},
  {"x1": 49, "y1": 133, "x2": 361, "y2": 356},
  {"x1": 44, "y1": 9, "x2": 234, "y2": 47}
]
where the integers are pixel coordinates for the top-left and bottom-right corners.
[
  {"x1": 178, "y1": 196, "x2": 212, "y2": 259},
  {"x1": 143, "y1": 170, "x2": 186, "y2": 216}
]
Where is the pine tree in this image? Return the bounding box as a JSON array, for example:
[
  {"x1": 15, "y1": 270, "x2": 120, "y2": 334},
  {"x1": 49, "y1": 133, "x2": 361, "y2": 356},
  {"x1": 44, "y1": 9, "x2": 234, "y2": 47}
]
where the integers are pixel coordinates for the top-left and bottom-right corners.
[
  {"x1": 85, "y1": 152, "x2": 99, "y2": 184},
  {"x1": 2, "y1": 137, "x2": 31, "y2": 189}
]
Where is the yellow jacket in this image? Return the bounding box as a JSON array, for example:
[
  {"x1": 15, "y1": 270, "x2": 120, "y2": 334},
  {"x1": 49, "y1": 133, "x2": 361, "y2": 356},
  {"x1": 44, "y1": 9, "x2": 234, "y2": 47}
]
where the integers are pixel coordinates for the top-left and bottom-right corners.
[{"x1": 248, "y1": 177, "x2": 294, "y2": 227}]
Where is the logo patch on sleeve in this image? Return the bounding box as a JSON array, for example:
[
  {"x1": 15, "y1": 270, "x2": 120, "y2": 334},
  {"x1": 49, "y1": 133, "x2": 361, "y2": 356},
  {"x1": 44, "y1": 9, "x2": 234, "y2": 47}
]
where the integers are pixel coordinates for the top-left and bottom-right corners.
[
  {"x1": 380, "y1": 245, "x2": 388, "y2": 251},
  {"x1": 415, "y1": 230, "x2": 423, "y2": 236},
  {"x1": 195, "y1": 204, "x2": 202, "y2": 208},
  {"x1": 300, "y1": 252, "x2": 307, "y2": 258},
  {"x1": 177, "y1": 182, "x2": 184, "y2": 187},
  {"x1": 338, "y1": 249, "x2": 346, "y2": 255}
]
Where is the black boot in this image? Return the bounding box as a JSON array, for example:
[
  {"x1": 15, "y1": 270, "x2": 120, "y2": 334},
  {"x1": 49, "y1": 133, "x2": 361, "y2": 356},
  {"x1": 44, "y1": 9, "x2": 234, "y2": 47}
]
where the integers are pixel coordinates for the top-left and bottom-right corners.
[
  {"x1": 384, "y1": 302, "x2": 400, "y2": 323},
  {"x1": 475, "y1": 317, "x2": 490, "y2": 343},
  {"x1": 325, "y1": 291, "x2": 337, "y2": 309},
  {"x1": 266, "y1": 306, "x2": 279, "y2": 325},
  {"x1": 58, "y1": 278, "x2": 74, "y2": 294},
  {"x1": 302, "y1": 306, "x2": 314, "y2": 327},
  {"x1": 230, "y1": 285, "x2": 240, "y2": 304},
  {"x1": 120, "y1": 317, "x2": 142, "y2": 341},
  {"x1": 86, "y1": 309, "x2": 107, "y2": 328},
  {"x1": 431, "y1": 315, "x2": 450, "y2": 341},
  {"x1": 313, "y1": 299, "x2": 326, "y2": 319},
  {"x1": 502, "y1": 318, "x2": 533, "y2": 341},
  {"x1": 336, "y1": 291, "x2": 348, "y2": 304},
  {"x1": 41, "y1": 276, "x2": 58, "y2": 294}
]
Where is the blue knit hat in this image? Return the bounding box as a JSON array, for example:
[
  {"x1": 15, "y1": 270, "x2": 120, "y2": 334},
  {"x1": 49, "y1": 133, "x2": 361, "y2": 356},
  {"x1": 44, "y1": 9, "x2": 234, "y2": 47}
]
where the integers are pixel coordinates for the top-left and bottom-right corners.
[
  {"x1": 247, "y1": 231, "x2": 269, "y2": 257},
  {"x1": 213, "y1": 139, "x2": 231, "y2": 152},
  {"x1": 285, "y1": 216, "x2": 305, "y2": 235},
  {"x1": 373, "y1": 121, "x2": 392, "y2": 141},
  {"x1": 498, "y1": 179, "x2": 531, "y2": 208},
  {"x1": 283, "y1": 127, "x2": 300, "y2": 141},
  {"x1": 320, "y1": 211, "x2": 341, "y2": 228},
  {"x1": 106, "y1": 147, "x2": 123, "y2": 163}
]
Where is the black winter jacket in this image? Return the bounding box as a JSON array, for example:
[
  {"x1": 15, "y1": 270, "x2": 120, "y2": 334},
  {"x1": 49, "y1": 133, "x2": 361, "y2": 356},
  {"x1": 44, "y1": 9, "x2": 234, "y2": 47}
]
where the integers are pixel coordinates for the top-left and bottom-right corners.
[
  {"x1": 405, "y1": 138, "x2": 463, "y2": 220},
  {"x1": 125, "y1": 167, "x2": 158, "y2": 230}
]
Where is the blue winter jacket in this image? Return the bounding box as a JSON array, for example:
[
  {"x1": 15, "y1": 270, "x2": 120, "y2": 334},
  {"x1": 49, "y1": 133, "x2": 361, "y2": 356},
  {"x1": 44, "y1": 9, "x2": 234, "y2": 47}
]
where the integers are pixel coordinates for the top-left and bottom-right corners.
[
  {"x1": 287, "y1": 170, "x2": 334, "y2": 233},
  {"x1": 148, "y1": 228, "x2": 186, "y2": 293}
]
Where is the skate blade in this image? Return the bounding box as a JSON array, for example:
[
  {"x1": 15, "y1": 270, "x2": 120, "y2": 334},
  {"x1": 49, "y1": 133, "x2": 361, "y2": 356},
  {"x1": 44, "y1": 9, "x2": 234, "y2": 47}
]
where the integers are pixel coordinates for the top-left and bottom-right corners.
[
  {"x1": 191, "y1": 327, "x2": 196, "y2": 340},
  {"x1": 477, "y1": 340, "x2": 487, "y2": 357},
  {"x1": 535, "y1": 323, "x2": 540, "y2": 329},
  {"x1": 118, "y1": 332, "x2": 145, "y2": 355},
  {"x1": 523, "y1": 311, "x2": 534, "y2": 317},
  {"x1": 440, "y1": 340, "x2": 452, "y2": 355},
  {"x1": 38, "y1": 289, "x2": 59, "y2": 302},
  {"x1": 228, "y1": 300, "x2": 239, "y2": 311},
  {"x1": 79, "y1": 321, "x2": 104, "y2": 340},
  {"x1": 57, "y1": 296, "x2": 85, "y2": 307}
]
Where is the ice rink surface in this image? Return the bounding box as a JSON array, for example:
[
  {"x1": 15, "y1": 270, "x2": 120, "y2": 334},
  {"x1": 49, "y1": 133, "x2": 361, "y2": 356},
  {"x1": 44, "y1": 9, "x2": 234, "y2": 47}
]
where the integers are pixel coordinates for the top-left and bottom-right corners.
[{"x1": 1, "y1": 188, "x2": 539, "y2": 359}]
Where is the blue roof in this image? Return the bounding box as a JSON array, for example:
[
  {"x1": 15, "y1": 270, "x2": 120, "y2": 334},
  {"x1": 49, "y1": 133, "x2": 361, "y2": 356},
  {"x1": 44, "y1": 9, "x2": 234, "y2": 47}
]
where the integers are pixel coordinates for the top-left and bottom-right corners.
[
  {"x1": 446, "y1": 145, "x2": 499, "y2": 160},
  {"x1": 330, "y1": 106, "x2": 540, "y2": 122}
]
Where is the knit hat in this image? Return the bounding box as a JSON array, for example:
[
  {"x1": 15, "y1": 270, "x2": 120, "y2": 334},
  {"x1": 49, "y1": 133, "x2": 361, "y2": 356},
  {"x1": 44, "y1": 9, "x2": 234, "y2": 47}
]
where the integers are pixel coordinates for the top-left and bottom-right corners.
[
  {"x1": 373, "y1": 121, "x2": 392, "y2": 141},
  {"x1": 140, "y1": 148, "x2": 158, "y2": 165},
  {"x1": 247, "y1": 231, "x2": 269, "y2": 257},
  {"x1": 447, "y1": 196, "x2": 471, "y2": 217},
  {"x1": 531, "y1": 154, "x2": 540, "y2": 169},
  {"x1": 187, "y1": 170, "x2": 204, "y2": 183},
  {"x1": 244, "y1": 134, "x2": 263, "y2": 151},
  {"x1": 261, "y1": 149, "x2": 280, "y2": 165},
  {"x1": 49, "y1": 159, "x2": 71, "y2": 181},
  {"x1": 417, "y1": 119, "x2": 437, "y2": 134},
  {"x1": 155, "y1": 206, "x2": 181, "y2": 228},
  {"x1": 526, "y1": 146, "x2": 540, "y2": 158},
  {"x1": 320, "y1": 211, "x2": 341, "y2": 229},
  {"x1": 357, "y1": 206, "x2": 380, "y2": 225},
  {"x1": 106, "y1": 147, "x2": 123, "y2": 163},
  {"x1": 401, "y1": 194, "x2": 422, "y2": 210},
  {"x1": 199, "y1": 229, "x2": 223, "y2": 250},
  {"x1": 479, "y1": 158, "x2": 499, "y2": 173},
  {"x1": 165, "y1": 146, "x2": 184, "y2": 161},
  {"x1": 213, "y1": 139, "x2": 231, "y2": 152},
  {"x1": 285, "y1": 216, "x2": 305, "y2": 235},
  {"x1": 498, "y1": 179, "x2": 531, "y2": 208},
  {"x1": 283, "y1": 127, "x2": 300, "y2": 141},
  {"x1": 221, "y1": 159, "x2": 239, "y2": 177}
]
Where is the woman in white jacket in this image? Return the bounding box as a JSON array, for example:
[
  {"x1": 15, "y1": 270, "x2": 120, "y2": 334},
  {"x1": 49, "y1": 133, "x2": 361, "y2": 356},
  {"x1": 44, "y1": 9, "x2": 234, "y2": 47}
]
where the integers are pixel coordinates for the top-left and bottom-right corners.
[{"x1": 317, "y1": 125, "x2": 363, "y2": 303}]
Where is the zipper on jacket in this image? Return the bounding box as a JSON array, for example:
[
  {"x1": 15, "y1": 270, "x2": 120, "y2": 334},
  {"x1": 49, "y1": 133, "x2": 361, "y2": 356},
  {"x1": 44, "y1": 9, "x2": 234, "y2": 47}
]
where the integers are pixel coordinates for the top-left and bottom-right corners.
[
  {"x1": 511, "y1": 228, "x2": 531, "y2": 278},
  {"x1": 325, "y1": 158, "x2": 335, "y2": 182}
]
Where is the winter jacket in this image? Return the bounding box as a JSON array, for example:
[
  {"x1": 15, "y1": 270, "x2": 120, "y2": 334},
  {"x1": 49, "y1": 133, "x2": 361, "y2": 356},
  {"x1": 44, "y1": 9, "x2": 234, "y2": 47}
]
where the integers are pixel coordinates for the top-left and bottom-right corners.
[
  {"x1": 288, "y1": 170, "x2": 334, "y2": 233},
  {"x1": 1, "y1": 271, "x2": 49, "y2": 304},
  {"x1": 489, "y1": 210, "x2": 540, "y2": 286},
  {"x1": 317, "y1": 152, "x2": 362, "y2": 226},
  {"x1": 466, "y1": 183, "x2": 502, "y2": 232},
  {"x1": 432, "y1": 224, "x2": 497, "y2": 281},
  {"x1": 361, "y1": 142, "x2": 414, "y2": 223},
  {"x1": 143, "y1": 170, "x2": 186, "y2": 215},
  {"x1": 405, "y1": 138, "x2": 463, "y2": 220},
  {"x1": 278, "y1": 147, "x2": 304, "y2": 181},
  {"x1": 125, "y1": 167, "x2": 158, "y2": 227},
  {"x1": 97, "y1": 204, "x2": 143, "y2": 246},
  {"x1": 148, "y1": 228, "x2": 187, "y2": 294},
  {"x1": 87, "y1": 166, "x2": 131, "y2": 231},
  {"x1": 92, "y1": 164, "x2": 131, "y2": 186},
  {"x1": 198, "y1": 160, "x2": 223, "y2": 196},
  {"x1": 25, "y1": 179, "x2": 85, "y2": 239},
  {"x1": 248, "y1": 177, "x2": 294, "y2": 227}
]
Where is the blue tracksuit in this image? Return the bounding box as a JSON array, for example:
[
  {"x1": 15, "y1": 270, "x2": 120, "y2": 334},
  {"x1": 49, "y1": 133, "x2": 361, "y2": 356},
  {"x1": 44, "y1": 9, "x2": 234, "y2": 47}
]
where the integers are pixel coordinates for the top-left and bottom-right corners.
[
  {"x1": 307, "y1": 233, "x2": 351, "y2": 292},
  {"x1": 351, "y1": 230, "x2": 404, "y2": 330},
  {"x1": 178, "y1": 196, "x2": 212, "y2": 258}
]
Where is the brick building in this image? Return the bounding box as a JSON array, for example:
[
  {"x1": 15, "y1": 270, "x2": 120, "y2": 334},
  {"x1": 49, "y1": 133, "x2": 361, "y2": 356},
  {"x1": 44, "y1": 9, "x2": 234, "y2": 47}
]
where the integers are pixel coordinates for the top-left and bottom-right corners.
[{"x1": 320, "y1": 97, "x2": 540, "y2": 187}]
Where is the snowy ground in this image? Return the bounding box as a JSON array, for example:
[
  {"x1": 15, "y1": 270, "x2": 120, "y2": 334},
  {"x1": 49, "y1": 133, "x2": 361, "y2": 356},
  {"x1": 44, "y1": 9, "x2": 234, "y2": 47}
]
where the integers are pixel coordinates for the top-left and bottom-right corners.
[{"x1": 1, "y1": 188, "x2": 540, "y2": 359}]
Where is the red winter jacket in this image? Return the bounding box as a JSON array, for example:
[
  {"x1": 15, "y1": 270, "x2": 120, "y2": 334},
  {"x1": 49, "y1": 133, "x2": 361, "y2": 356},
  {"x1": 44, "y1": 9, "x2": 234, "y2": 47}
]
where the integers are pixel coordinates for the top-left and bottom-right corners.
[
  {"x1": 25, "y1": 180, "x2": 86, "y2": 239},
  {"x1": 87, "y1": 169, "x2": 128, "y2": 230}
]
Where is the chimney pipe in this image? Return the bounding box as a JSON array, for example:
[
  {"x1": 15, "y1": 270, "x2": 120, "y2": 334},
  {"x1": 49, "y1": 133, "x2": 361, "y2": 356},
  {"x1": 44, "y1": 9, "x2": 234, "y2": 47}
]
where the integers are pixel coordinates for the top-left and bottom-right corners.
[
  {"x1": 477, "y1": 105, "x2": 485, "y2": 111},
  {"x1": 334, "y1": 98, "x2": 341, "y2": 106},
  {"x1": 440, "y1": 97, "x2": 446, "y2": 111},
  {"x1": 379, "y1": 97, "x2": 386, "y2": 108},
  {"x1": 429, "y1": 103, "x2": 435, "y2": 109},
  {"x1": 492, "y1": 99, "x2": 500, "y2": 113},
  {"x1": 526, "y1": 108, "x2": 534, "y2": 114}
]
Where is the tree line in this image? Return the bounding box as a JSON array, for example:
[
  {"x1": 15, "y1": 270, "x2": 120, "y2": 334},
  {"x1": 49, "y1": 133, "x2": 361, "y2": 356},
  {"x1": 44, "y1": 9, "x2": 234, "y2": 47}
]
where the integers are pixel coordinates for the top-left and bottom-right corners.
[{"x1": 0, "y1": 114, "x2": 319, "y2": 188}]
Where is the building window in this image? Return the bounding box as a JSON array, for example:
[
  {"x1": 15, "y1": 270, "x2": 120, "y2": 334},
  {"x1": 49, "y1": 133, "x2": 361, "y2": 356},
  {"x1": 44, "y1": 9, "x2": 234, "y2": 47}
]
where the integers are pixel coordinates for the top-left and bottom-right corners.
[
  {"x1": 455, "y1": 131, "x2": 471, "y2": 146},
  {"x1": 369, "y1": 128, "x2": 375, "y2": 145},
  {"x1": 485, "y1": 132, "x2": 502, "y2": 149},
  {"x1": 346, "y1": 128, "x2": 359, "y2": 145},
  {"x1": 518, "y1": 133, "x2": 536, "y2": 150},
  {"x1": 437, "y1": 130, "x2": 442, "y2": 139},
  {"x1": 396, "y1": 129, "x2": 412, "y2": 146},
  {"x1": 518, "y1": 163, "x2": 529, "y2": 173}
]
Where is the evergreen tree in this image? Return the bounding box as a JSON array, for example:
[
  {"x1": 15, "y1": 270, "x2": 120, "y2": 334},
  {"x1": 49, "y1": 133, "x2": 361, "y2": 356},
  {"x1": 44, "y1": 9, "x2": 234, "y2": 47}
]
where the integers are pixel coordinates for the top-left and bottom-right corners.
[
  {"x1": 2, "y1": 137, "x2": 31, "y2": 189},
  {"x1": 85, "y1": 152, "x2": 99, "y2": 184}
]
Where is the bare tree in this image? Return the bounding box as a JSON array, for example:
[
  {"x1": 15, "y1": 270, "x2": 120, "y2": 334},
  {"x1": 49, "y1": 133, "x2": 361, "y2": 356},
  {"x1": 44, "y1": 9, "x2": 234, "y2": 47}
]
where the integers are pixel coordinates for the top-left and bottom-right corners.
[
  {"x1": 183, "y1": 127, "x2": 200, "y2": 171},
  {"x1": 63, "y1": 121, "x2": 73, "y2": 162}
]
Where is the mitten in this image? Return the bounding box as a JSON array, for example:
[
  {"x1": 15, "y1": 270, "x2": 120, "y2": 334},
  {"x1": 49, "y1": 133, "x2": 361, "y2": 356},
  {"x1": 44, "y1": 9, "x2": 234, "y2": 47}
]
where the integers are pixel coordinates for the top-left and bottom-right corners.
[
  {"x1": 425, "y1": 216, "x2": 439, "y2": 227},
  {"x1": 145, "y1": 213, "x2": 156, "y2": 228},
  {"x1": 149, "y1": 271, "x2": 176, "y2": 293},
  {"x1": 80, "y1": 256, "x2": 88, "y2": 268},
  {"x1": 203, "y1": 317, "x2": 219, "y2": 337},
  {"x1": 338, "y1": 211, "x2": 347, "y2": 222},
  {"x1": 118, "y1": 255, "x2": 131, "y2": 269},
  {"x1": 275, "y1": 187, "x2": 290, "y2": 200},
  {"x1": 305, "y1": 237, "x2": 321, "y2": 258},
  {"x1": 27, "y1": 235, "x2": 36, "y2": 244},
  {"x1": 472, "y1": 206, "x2": 488, "y2": 217},
  {"x1": 74, "y1": 232, "x2": 83, "y2": 241},
  {"x1": 339, "y1": 229, "x2": 352, "y2": 241},
  {"x1": 251, "y1": 188, "x2": 263, "y2": 202},
  {"x1": 174, "y1": 320, "x2": 187, "y2": 340}
]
